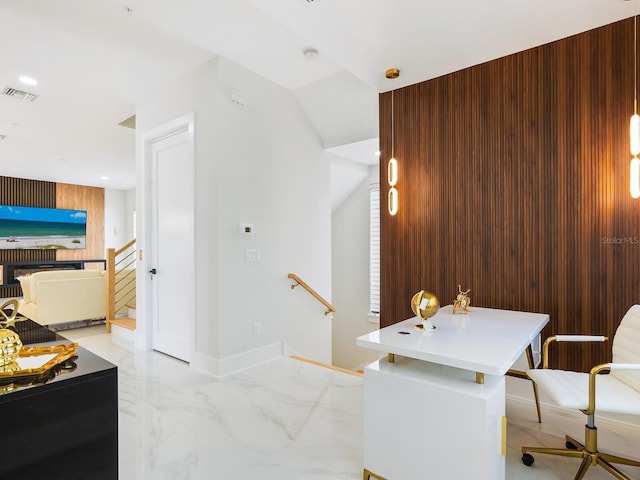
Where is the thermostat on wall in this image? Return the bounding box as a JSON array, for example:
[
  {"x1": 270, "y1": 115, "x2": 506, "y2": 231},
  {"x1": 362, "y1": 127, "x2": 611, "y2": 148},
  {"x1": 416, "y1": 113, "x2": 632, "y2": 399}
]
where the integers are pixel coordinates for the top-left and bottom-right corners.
[{"x1": 239, "y1": 223, "x2": 254, "y2": 236}]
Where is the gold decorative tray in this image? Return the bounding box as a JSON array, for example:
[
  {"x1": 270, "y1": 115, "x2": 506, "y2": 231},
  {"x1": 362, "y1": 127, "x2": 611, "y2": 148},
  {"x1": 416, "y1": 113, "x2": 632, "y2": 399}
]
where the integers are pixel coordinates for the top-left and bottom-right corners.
[{"x1": 0, "y1": 343, "x2": 78, "y2": 381}]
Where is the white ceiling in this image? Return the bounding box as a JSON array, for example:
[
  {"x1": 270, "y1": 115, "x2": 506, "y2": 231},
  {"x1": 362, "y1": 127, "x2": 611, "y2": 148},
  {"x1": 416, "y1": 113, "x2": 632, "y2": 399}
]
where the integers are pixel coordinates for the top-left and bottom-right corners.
[{"x1": 0, "y1": 0, "x2": 635, "y2": 190}]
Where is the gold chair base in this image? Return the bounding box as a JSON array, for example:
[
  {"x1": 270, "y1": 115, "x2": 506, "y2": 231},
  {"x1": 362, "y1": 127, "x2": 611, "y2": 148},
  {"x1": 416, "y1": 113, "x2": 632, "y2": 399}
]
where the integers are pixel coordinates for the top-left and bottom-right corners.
[
  {"x1": 363, "y1": 468, "x2": 387, "y2": 480},
  {"x1": 522, "y1": 432, "x2": 640, "y2": 480}
]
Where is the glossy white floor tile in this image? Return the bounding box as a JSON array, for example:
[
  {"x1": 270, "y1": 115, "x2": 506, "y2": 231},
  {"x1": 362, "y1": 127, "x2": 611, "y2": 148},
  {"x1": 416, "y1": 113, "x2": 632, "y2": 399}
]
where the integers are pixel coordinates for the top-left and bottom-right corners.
[{"x1": 63, "y1": 326, "x2": 640, "y2": 480}]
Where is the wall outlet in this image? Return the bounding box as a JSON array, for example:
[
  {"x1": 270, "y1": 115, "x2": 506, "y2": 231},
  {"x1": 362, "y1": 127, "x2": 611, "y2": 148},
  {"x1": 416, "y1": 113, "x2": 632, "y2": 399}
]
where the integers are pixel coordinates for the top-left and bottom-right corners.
[{"x1": 253, "y1": 323, "x2": 262, "y2": 336}]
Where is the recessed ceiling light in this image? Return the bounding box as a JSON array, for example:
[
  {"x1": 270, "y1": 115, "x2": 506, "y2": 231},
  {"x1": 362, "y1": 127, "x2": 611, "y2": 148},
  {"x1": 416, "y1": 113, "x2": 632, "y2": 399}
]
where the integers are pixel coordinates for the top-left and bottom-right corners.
[
  {"x1": 19, "y1": 76, "x2": 38, "y2": 86},
  {"x1": 101, "y1": 176, "x2": 109, "y2": 181}
]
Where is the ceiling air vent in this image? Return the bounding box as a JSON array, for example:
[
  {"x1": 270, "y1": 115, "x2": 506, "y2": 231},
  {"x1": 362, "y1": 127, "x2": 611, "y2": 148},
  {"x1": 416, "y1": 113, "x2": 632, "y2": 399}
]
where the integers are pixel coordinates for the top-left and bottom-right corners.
[{"x1": 1, "y1": 86, "x2": 39, "y2": 102}]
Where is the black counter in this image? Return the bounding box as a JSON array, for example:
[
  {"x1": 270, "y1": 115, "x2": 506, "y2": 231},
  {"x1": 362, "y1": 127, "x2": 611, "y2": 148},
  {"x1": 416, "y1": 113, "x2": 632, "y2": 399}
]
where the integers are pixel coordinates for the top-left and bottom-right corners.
[{"x1": 0, "y1": 320, "x2": 118, "y2": 479}]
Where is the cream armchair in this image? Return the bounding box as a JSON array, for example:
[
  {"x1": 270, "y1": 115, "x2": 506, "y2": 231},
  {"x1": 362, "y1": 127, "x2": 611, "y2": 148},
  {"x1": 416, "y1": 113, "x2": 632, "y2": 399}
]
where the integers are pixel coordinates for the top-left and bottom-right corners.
[
  {"x1": 521, "y1": 304, "x2": 640, "y2": 480},
  {"x1": 17, "y1": 269, "x2": 106, "y2": 326}
]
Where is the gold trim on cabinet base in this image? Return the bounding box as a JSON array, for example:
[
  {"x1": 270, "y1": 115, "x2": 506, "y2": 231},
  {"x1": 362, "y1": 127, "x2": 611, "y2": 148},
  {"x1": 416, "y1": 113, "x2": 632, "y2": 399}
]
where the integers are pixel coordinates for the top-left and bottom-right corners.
[
  {"x1": 501, "y1": 416, "x2": 507, "y2": 456},
  {"x1": 476, "y1": 372, "x2": 484, "y2": 384},
  {"x1": 387, "y1": 353, "x2": 395, "y2": 363}
]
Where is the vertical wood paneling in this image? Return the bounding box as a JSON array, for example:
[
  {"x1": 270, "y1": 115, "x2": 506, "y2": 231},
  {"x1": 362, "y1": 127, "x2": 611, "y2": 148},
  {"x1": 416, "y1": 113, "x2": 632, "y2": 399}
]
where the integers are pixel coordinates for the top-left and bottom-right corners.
[
  {"x1": 56, "y1": 182, "x2": 105, "y2": 262},
  {"x1": 0, "y1": 176, "x2": 56, "y2": 295},
  {"x1": 380, "y1": 17, "x2": 638, "y2": 372}
]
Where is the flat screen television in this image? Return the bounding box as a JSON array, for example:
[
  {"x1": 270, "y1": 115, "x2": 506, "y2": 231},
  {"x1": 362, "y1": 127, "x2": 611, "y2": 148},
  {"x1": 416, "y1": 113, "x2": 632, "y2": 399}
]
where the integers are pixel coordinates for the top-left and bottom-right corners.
[{"x1": 0, "y1": 205, "x2": 87, "y2": 250}]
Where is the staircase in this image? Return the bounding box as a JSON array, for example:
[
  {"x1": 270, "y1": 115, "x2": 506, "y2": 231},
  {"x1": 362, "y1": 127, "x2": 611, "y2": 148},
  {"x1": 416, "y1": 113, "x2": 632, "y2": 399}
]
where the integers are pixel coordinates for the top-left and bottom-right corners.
[{"x1": 106, "y1": 239, "x2": 136, "y2": 333}]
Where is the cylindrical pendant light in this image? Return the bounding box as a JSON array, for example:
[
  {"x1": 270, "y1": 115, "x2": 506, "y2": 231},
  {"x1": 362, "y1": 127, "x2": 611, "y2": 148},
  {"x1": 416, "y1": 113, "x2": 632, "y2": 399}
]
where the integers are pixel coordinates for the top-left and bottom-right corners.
[
  {"x1": 631, "y1": 157, "x2": 640, "y2": 198},
  {"x1": 386, "y1": 68, "x2": 400, "y2": 215}
]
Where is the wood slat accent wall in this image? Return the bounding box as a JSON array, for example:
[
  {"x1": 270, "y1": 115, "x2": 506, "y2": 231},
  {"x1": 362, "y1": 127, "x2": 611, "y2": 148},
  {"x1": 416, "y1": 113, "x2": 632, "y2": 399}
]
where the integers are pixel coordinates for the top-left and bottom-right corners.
[
  {"x1": 380, "y1": 17, "x2": 640, "y2": 372},
  {"x1": 0, "y1": 176, "x2": 105, "y2": 294},
  {"x1": 0, "y1": 177, "x2": 56, "y2": 296}
]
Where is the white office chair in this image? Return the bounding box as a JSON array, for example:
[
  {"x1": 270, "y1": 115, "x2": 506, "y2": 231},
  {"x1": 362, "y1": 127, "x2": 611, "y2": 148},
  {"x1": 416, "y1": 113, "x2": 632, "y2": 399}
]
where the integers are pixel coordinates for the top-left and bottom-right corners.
[{"x1": 521, "y1": 304, "x2": 640, "y2": 480}]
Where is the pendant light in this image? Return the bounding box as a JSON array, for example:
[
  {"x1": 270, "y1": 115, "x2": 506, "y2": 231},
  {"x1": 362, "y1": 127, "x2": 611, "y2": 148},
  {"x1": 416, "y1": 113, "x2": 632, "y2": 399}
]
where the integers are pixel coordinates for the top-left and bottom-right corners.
[
  {"x1": 631, "y1": 8, "x2": 640, "y2": 198},
  {"x1": 386, "y1": 68, "x2": 400, "y2": 215}
]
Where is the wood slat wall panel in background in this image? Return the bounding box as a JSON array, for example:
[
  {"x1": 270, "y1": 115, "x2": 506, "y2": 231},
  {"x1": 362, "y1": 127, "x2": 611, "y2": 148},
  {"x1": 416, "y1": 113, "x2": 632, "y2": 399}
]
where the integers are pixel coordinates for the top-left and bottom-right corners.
[
  {"x1": 0, "y1": 177, "x2": 56, "y2": 296},
  {"x1": 380, "y1": 17, "x2": 639, "y2": 372}
]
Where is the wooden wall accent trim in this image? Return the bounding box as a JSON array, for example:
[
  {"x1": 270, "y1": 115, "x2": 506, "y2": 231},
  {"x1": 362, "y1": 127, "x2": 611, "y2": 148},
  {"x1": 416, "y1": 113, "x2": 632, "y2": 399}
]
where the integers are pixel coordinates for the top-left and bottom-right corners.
[
  {"x1": 56, "y1": 182, "x2": 105, "y2": 264},
  {"x1": 380, "y1": 17, "x2": 639, "y2": 372}
]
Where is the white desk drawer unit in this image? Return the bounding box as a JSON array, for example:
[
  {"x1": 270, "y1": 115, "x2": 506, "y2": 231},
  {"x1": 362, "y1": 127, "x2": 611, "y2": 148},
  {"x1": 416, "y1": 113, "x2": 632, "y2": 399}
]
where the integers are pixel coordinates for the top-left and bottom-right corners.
[
  {"x1": 364, "y1": 356, "x2": 505, "y2": 480},
  {"x1": 357, "y1": 306, "x2": 549, "y2": 480}
]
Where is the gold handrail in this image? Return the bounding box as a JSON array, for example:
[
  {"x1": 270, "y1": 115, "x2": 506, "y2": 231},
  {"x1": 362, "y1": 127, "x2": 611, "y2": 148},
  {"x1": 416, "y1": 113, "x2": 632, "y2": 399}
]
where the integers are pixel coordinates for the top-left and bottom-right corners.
[{"x1": 287, "y1": 273, "x2": 335, "y2": 316}]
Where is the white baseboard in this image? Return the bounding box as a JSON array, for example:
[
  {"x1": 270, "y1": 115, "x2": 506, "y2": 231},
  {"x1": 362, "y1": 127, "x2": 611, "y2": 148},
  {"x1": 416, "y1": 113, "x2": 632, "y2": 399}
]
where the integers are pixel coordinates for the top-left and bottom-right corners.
[
  {"x1": 190, "y1": 340, "x2": 286, "y2": 378},
  {"x1": 111, "y1": 323, "x2": 136, "y2": 342}
]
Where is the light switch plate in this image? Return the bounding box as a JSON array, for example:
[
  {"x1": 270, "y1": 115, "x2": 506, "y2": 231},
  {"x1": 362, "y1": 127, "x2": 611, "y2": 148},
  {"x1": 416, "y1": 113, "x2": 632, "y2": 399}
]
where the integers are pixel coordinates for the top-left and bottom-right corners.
[{"x1": 244, "y1": 248, "x2": 260, "y2": 262}]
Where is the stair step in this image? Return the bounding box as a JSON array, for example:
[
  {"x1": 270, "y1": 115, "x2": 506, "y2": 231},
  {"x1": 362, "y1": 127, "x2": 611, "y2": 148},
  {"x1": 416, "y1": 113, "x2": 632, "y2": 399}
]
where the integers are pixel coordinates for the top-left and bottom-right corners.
[
  {"x1": 109, "y1": 317, "x2": 136, "y2": 331},
  {"x1": 290, "y1": 355, "x2": 363, "y2": 377},
  {"x1": 126, "y1": 303, "x2": 136, "y2": 310}
]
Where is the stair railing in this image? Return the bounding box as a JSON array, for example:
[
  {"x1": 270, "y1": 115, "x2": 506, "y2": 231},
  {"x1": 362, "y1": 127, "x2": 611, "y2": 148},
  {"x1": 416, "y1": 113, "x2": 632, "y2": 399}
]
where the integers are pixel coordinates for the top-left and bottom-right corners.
[
  {"x1": 106, "y1": 238, "x2": 136, "y2": 332},
  {"x1": 287, "y1": 273, "x2": 335, "y2": 316}
]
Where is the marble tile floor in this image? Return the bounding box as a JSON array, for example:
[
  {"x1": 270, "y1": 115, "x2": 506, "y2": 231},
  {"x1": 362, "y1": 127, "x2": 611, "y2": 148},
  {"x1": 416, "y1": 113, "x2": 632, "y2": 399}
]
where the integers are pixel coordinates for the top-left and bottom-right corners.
[{"x1": 63, "y1": 326, "x2": 640, "y2": 480}]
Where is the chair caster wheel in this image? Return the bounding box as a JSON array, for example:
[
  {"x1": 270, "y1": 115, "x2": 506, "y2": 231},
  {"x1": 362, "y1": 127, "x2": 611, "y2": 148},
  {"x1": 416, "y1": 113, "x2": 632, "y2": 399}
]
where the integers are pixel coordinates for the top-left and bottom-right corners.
[
  {"x1": 522, "y1": 453, "x2": 535, "y2": 466},
  {"x1": 566, "y1": 441, "x2": 578, "y2": 450}
]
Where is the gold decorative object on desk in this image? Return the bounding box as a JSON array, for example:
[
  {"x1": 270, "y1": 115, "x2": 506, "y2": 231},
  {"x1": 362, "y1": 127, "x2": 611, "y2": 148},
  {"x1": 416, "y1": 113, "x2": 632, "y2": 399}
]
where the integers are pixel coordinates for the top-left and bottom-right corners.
[
  {"x1": 452, "y1": 285, "x2": 471, "y2": 314},
  {"x1": 0, "y1": 300, "x2": 78, "y2": 390},
  {"x1": 0, "y1": 329, "x2": 22, "y2": 369},
  {"x1": 0, "y1": 299, "x2": 23, "y2": 367},
  {"x1": 411, "y1": 290, "x2": 439, "y2": 331}
]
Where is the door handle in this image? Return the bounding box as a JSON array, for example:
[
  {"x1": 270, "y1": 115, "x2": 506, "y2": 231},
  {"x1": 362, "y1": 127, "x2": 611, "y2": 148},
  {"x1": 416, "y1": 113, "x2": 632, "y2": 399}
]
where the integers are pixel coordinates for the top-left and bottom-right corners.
[{"x1": 149, "y1": 268, "x2": 157, "y2": 275}]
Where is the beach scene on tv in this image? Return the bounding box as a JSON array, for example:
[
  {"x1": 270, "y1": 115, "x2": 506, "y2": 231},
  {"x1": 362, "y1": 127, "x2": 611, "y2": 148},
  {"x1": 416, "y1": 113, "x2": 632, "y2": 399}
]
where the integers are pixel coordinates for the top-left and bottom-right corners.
[{"x1": 0, "y1": 205, "x2": 87, "y2": 250}]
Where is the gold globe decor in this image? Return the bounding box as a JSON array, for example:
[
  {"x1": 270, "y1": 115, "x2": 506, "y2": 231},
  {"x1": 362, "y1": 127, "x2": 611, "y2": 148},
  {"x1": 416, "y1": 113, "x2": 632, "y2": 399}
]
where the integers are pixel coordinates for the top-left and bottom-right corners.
[
  {"x1": 0, "y1": 328, "x2": 22, "y2": 368},
  {"x1": 411, "y1": 290, "x2": 440, "y2": 331}
]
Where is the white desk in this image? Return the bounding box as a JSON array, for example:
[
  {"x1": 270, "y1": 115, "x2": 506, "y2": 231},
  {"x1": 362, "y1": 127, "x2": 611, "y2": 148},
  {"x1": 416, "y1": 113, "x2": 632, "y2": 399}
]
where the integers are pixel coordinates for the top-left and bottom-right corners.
[{"x1": 357, "y1": 305, "x2": 549, "y2": 480}]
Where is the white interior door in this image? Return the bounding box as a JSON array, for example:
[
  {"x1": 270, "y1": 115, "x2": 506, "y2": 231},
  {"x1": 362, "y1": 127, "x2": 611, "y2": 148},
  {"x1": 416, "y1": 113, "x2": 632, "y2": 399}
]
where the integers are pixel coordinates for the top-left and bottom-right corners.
[{"x1": 149, "y1": 127, "x2": 194, "y2": 362}]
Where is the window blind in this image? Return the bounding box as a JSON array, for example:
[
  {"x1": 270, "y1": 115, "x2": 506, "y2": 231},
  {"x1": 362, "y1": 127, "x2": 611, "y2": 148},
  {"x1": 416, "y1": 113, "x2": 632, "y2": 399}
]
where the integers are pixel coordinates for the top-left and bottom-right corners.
[{"x1": 370, "y1": 186, "x2": 380, "y2": 315}]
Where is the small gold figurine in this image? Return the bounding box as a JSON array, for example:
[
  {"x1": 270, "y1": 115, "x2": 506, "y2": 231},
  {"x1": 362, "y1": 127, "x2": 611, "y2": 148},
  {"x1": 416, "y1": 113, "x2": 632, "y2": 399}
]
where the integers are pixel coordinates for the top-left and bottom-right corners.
[{"x1": 452, "y1": 285, "x2": 471, "y2": 314}]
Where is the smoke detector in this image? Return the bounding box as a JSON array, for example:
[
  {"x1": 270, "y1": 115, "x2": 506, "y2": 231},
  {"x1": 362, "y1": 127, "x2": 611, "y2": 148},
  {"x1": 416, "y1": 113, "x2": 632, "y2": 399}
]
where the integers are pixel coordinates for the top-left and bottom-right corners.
[
  {"x1": 303, "y1": 48, "x2": 319, "y2": 60},
  {"x1": 1, "y1": 86, "x2": 38, "y2": 102}
]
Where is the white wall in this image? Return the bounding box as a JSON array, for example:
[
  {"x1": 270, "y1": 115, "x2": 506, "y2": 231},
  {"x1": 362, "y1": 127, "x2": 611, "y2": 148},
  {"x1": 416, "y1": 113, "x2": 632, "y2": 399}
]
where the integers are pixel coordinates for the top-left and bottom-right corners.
[
  {"x1": 104, "y1": 188, "x2": 132, "y2": 251},
  {"x1": 331, "y1": 165, "x2": 382, "y2": 371},
  {"x1": 213, "y1": 58, "x2": 332, "y2": 362},
  {"x1": 135, "y1": 57, "x2": 332, "y2": 376},
  {"x1": 126, "y1": 188, "x2": 136, "y2": 242}
]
